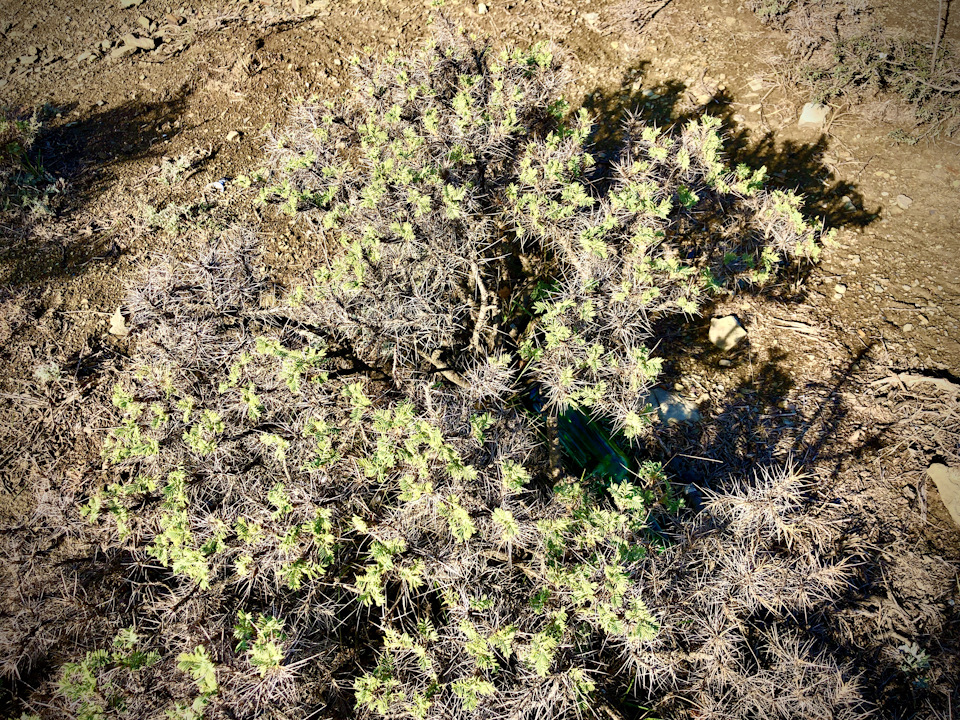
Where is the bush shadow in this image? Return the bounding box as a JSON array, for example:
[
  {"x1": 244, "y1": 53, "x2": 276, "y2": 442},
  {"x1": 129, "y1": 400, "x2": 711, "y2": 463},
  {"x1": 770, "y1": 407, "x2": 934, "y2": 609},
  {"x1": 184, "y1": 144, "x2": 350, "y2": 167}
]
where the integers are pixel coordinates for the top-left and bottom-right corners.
[
  {"x1": 0, "y1": 88, "x2": 192, "y2": 286},
  {"x1": 582, "y1": 64, "x2": 877, "y2": 304}
]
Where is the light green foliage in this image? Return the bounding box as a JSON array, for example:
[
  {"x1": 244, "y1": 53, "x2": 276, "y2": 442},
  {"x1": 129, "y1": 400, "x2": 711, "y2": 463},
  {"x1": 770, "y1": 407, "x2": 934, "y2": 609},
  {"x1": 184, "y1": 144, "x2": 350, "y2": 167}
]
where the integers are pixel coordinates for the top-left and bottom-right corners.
[
  {"x1": 177, "y1": 646, "x2": 218, "y2": 694},
  {"x1": 57, "y1": 630, "x2": 160, "y2": 720},
  {"x1": 234, "y1": 613, "x2": 287, "y2": 676}
]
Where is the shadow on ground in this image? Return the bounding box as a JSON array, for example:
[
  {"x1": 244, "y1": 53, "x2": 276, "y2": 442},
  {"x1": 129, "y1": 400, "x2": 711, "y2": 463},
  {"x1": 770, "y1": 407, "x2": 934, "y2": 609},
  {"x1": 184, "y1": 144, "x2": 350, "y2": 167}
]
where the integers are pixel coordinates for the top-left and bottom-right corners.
[{"x1": 0, "y1": 87, "x2": 192, "y2": 285}]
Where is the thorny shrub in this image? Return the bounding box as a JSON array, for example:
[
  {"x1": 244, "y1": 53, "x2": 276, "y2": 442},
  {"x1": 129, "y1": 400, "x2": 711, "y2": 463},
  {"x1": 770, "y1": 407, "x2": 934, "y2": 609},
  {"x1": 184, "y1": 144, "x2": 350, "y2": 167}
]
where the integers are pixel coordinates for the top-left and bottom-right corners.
[{"x1": 1, "y1": 34, "x2": 869, "y2": 720}]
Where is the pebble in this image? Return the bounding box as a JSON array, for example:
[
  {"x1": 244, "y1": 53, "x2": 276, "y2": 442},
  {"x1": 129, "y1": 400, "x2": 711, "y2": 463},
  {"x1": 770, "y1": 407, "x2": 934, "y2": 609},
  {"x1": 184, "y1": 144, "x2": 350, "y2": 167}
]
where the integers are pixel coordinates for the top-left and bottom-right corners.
[
  {"x1": 119, "y1": 0, "x2": 145, "y2": 7},
  {"x1": 477, "y1": 2, "x2": 487, "y2": 13},
  {"x1": 709, "y1": 315, "x2": 747, "y2": 351},
  {"x1": 110, "y1": 44, "x2": 138, "y2": 59},
  {"x1": 718, "y1": 358, "x2": 732, "y2": 367},
  {"x1": 226, "y1": 130, "x2": 239, "y2": 142},
  {"x1": 798, "y1": 102, "x2": 830, "y2": 130},
  {"x1": 928, "y1": 464, "x2": 960, "y2": 528},
  {"x1": 108, "y1": 307, "x2": 129, "y2": 336},
  {"x1": 895, "y1": 194, "x2": 913, "y2": 210},
  {"x1": 902, "y1": 323, "x2": 914, "y2": 332},
  {"x1": 835, "y1": 283, "x2": 847, "y2": 295}
]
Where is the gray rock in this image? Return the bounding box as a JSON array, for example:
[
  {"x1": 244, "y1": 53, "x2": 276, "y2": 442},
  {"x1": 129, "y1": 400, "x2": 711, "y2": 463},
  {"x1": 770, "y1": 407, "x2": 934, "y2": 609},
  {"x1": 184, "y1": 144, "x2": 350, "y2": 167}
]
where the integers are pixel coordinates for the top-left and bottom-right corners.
[
  {"x1": 798, "y1": 102, "x2": 830, "y2": 130},
  {"x1": 646, "y1": 387, "x2": 701, "y2": 425},
  {"x1": 928, "y1": 464, "x2": 960, "y2": 528},
  {"x1": 120, "y1": 0, "x2": 145, "y2": 7},
  {"x1": 709, "y1": 315, "x2": 747, "y2": 351},
  {"x1": 896, "y1": 194, "x2": 913, "y2": 210}
]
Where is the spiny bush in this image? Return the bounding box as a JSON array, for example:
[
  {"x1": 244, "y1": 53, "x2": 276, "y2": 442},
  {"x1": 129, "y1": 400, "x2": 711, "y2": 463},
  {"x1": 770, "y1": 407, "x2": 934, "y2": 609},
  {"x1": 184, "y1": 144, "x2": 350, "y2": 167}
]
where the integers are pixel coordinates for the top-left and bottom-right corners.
[
  {"x1": 2, "y1": 33, "x2": 865, "y2": 720},
  {"x1": 260, "y1": 30, "x2": 828, "y2": 439}
]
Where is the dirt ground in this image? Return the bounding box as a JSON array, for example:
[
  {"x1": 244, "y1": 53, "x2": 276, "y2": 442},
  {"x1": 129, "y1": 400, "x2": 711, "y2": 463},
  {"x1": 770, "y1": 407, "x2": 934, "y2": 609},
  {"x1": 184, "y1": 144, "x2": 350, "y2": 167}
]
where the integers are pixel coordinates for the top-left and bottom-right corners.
[{"x1": 1, "y1": 0, "x2": 959, "y2": 716}]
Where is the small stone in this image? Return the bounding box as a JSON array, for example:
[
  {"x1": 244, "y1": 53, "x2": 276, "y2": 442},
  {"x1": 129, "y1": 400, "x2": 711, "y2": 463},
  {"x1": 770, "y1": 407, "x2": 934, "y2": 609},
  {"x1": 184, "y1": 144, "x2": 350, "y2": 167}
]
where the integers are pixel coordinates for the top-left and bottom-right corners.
[
  {"x1": 119, "y1": 0, "x2": 145, "y2": 7},
  {"x1": 137, "y1": 15, "x2": 152, "y2": 29},
  {"x1": 129, "y1": 35, "x2": 155, "y2": 50},
  {"x1": 748, "y1": 78, "x2": 764, "y2": 92},
  {"x1": 18, "y1": 53, "x2": 38, "y2": 65},
  {"x1": 226, "y1": 130, "x2": 239, "y2": 142},
  {"x1": 835, "y1": 283, "x2": 847, "y2": 295},
  {"x1": 902, "y1": 323, "x2": 914, "y2": 332},
  {"x1": 928, "y1": 464, "x2": 960, "y2": 528},
  {"x1": 101, "y1": 39, "x2": 113, "y2": 50},
  {"x1": 725, "y1": 15, "x2": 736, "y2": 25},
  {"x1": 76, "y1": 50, "x2": 93, "y2": 62},
  {"x1": 477, "y1": 2, "x2": 487, "y2": 12},
  {"x1": 718, "y1": 358, "x2": 732, "y2": 367},
  {"x1": 709, "y1": 315, "x2": 747, "y2": 351},
  {"x1": 109, "y1": 307, "x2": 129, "y2": 336},
  {"x1": 696, "y1": 93, "x2": 712, "y2": 105},
  {"x1": 582, "y1": 11, "x2": 599, "y2": 24},
  {"x1": 110, "y1": 44, "x2": 137, "y2": 58},
  {"x1": 895, "y1": 194, "x2": 913, "y2": 210},
  {"x1": 647, "y1": 387, "x2": 701, "y2": 425},
  {"x1": 798, "y1": 101, "x2": 830, "y2": 130}
]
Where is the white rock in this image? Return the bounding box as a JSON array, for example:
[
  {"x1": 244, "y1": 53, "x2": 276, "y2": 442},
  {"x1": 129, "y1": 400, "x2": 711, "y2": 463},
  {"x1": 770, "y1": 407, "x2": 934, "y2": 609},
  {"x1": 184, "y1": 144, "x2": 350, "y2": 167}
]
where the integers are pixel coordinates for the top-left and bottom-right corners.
[
  {"x1": 646, "y1": 387, "x2": 701, "y2": 425},
  {"x1": 226, "y1": 130, "x2": 239, "y2": 142},
  {"x1": 477, "y1": 2, "x2": 487, "y2": 12},
  {"x1": 798, "y1": 102, "x2": 830, "y2": 130},
  {"x1": 709, "y1": 315, "x2": 747, "y2": 351},
  {"x1": 896, "y1": 194, "x2": 913, "y2": 210},
  {"x1": 109, "y1": 307, "x2": 129, "y2": 336},
  {"x1": 928, "y1": 464, "x2": 960, "y2": 528}
]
